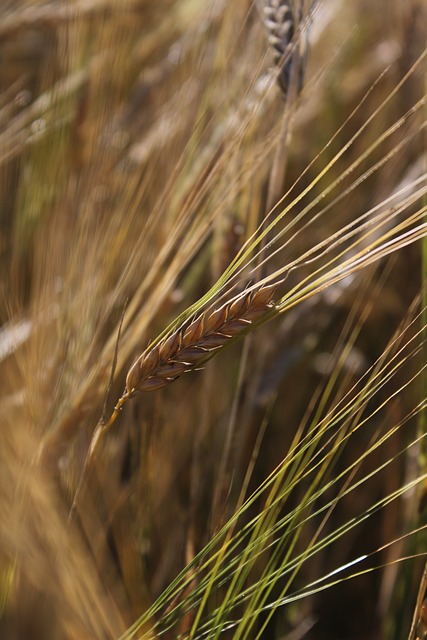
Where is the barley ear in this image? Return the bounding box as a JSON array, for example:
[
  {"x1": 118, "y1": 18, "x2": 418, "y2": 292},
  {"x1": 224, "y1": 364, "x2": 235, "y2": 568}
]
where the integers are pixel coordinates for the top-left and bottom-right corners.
[
  {"x1": 125, "y1": 284, "x2": 277, "y2": 396},
  {"x1": 261, "y1": 0, "x2": 308, "y2": 98}
]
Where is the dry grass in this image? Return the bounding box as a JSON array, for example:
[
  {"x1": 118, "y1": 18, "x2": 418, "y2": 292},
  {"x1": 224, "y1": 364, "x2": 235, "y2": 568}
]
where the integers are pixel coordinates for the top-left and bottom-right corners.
[{"x1": 0, "y1": 0, "x2": 426, "y2": 639}]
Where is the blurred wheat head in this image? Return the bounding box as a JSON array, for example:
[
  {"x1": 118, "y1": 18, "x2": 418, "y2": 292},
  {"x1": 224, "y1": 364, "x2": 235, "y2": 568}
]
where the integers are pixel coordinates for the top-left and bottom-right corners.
[{"x1": 0, "y1": 0, "x2": 427, "y2": 638}]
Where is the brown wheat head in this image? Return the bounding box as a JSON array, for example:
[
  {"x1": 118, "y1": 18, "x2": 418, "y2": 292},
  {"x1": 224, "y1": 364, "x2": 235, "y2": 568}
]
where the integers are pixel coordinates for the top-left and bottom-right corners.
[{"x1": 125, "y1": 285, "x2": 277, "y2": 395}]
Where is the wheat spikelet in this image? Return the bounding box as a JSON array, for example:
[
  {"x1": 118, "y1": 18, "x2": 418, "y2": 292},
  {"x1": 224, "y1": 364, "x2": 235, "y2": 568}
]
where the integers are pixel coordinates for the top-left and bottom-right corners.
[
  {"x1": 262, "y1": 0, "x2": 305, "y2": 97},
  {"x1": 125, "y1": 285, "x2": 277, "y2": 396}
]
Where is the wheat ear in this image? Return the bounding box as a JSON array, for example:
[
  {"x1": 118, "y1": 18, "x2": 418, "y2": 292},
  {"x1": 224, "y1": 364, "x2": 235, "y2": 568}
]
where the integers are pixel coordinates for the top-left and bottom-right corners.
[
  {"x1": 125, "y1": 284, "x2": 277, "y2": 396},
  {"x1": 68, "y1": 285, "x2": 277, "y2": 521},
  {"x1": 262, "y1": 0, "x2": 305, "y2": 97}
]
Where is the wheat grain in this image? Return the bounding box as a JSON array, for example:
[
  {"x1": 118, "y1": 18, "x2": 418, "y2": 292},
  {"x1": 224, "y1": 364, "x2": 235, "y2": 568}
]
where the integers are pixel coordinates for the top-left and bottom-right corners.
[{"x1": 125, "y1": 285, "x2": 277, "y2": 396}]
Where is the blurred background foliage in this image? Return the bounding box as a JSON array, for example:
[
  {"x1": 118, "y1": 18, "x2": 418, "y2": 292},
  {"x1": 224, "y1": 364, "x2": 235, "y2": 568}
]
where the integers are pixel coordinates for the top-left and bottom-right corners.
[{"x1": 0, "y1": 0, "x2": 426, "y2": 638}]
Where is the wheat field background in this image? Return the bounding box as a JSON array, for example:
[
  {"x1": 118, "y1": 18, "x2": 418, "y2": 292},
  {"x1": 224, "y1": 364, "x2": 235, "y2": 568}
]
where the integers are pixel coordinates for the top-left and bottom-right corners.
[{"x1": 1, "y1": 1, "x2": 427, "y2": 638}]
